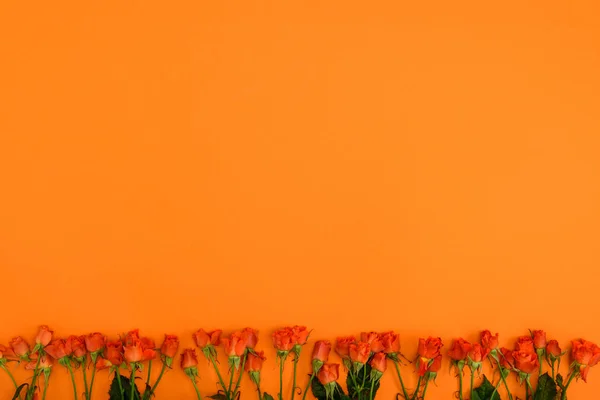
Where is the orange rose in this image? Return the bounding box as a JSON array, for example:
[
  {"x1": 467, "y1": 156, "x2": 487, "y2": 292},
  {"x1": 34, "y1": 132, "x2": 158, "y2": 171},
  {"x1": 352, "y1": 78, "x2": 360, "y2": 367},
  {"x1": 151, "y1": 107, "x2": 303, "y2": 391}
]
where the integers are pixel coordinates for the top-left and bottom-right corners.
[
  {"x1": 335, "y1": 336, "x2": 356, "y2": 358},
  {"x1": 369, "y1": 352, "x2": 387, "y2": 373},
  {"x1": 105, "y1": 340, "x2": 124, "y2": 366},
  {"x1": 513, "y1": 350, "x2": 539, "y2": 374},
  {"x1": 241, "y1": 328, "x2": 259, "y2": 349},
  {"x1": 85, "y1": 333, "x2": 106, "y2": 354},
  {"x1": 546, "y1": 340, "x2": 561, "y2": 358},
  {"x1": 312, "y1": 340, "x2": 331, "y2": 362},
  {"x1": 140, "y1": 337, "x2": 157, "y2": 361},
  {"x1": 124, "y1": 329, "x2": 140, "y2": 346},
  {"x1": 349, "y1": 342, "x2": 371, "y2": 364},
  {"x1": 45, "y1": 339, "x2": 71, "y2": 360},
  {"x1": 66, "y1": 336, "x2": 86, "y2": 359},
  {"x1": 0, "y1": 344, "x2": 18, "y2": 360},
  {"x1": 417, "y1": 337, "x2": 443, "y2": 359},
  {"x1": 427, "y1": 355, "x2": 442, "y2": 373},
  {"x1": 161, "y1": 334, "x2": 179, "y2": 359},
  {"x1": 96, "y1": 357, "x2": 113, "y2": 370},
  {"x1": 180, "y1": 348, "x2": 198, "y2": 369},
  {"x1": 193, "y1": 329, "x2": 222, "y2": 348},
  {"x1": 26, "y1": 353, "x2": 53, "y2": 370},
  {"x1": 571, "y1": 339, "x2": 600, "y2": 382},
  {"x1": 448, "y1": 338, "x2": 472, "y2": 361},
  {"x1": 123, "y1": 339, "x2": 144, "y2": 363},
  {"x1": 516, "y1": 336, "x2": 535, "y2": 353},
  {"x1": 9, "y1": 336, "x2": 30, "y2": 358},
  {"x1": 480, "y1": 330, "x2": 499, "y2": 351},
  {"x1": 272, "y1": 328, "x2": 295, "y2": 352},
  {"x1": 361, "y1": 332, "x2": 384, "y2": 353},
  {"x1": 380, "y1": 332, "x2": 400, "y2": 354},
  {"x1": 499, "y1": 347, "x2": 515, "y2": 370},
  {"x1": 245, "y1": 350, "x2": 266, "y2": 372},
  {"x1": 317, "y1": 363, "x2": 340, "y2": 385},
  {"x1": 532, "y1": 330, "x2": 547, "y2": 350},
  {"x1": 468, "y1": 343, "x2": 488, "y2": 363},
  {"x1": 35, "y1": 325, "x2": 53, "y2": 347},
  {"x1": 291, "y1": 326, "x2": 309, "y2": 345},
  {"x1": 222, "y1": 332, "x2": 247, "y2": 357}
]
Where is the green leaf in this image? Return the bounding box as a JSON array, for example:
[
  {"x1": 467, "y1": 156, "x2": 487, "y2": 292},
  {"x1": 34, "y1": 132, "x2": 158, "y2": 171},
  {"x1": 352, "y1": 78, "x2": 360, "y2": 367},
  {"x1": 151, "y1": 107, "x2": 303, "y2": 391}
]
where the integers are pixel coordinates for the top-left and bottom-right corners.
[
  {"x1": 311, "y1": 378, "x2": 346, "y2": 400},
  {"x1": 534, "y1": 373, "x2": 558, "y2": 400},
  {"x1": 346, "y1": 364, "x2": 380, "y2": 400},
  {"x1": 472, "y1": 375, "x2": 500, "y2": 400},
  {"x1": 208, "y1": 395, "x2": 229, "y2": 400},
  {"x1": 12, "y1": 383, "x2": 29, "y2": 400},
  {"x1": 109, "y1": 375, "x2": 141, "y2": 400},
  {"x1": 556, "y1": 374, "x2": 564, "y2": 390},
  {"x1": 263, "y1": 392, "x2": 275, "y2": 400}
]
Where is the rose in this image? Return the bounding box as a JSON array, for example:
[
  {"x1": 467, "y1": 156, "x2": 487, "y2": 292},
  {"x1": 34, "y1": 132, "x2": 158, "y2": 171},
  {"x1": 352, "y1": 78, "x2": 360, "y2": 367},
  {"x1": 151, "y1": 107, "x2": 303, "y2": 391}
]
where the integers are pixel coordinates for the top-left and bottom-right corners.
[
  {"x1": 468, "y1": 343, "x2": 488, "y2": 364},
  {"x1": 369, "y1": 352, "x2": 387, "y2": 373},
  {"x1": 66, "y1": 336, "x2": 86, "y2": 359},
  {"x1": 361, "y1": 332, "x2": 384, "y2": 353},
  {"x1": 513, "y1": 350, "x2": 539, "y2": 374},
  {"x1": 499, "y1": 347, "x2": 515, "y2": 370},
  {"x1": 312, "y1": 340, "x2": 331, "y2": 362},
  {"x1": 85, "y1": 333, "x2": 106, "y2": 354},
  {"x1": 0, "y1": 344, "x2": 17, "y2": 360},
  {"x1": 480, "y1": 330, "x2": 499, "y2": 351},
  {"x1": 317, "y1": 363, "x2": 340, "y2": 385},
  {"x1": 380, "y1": 332, "x2": 400, "y2": 354},
  {"x1": 335, "y1": 336, "x2": 356, "y2": 358},
  {"x1": 532, "y1": 330, "x2": 547, "y2": 350},
  {"x1": 546, "y1": 340, "x2": 561, "y2": 358},
  {"x1": 571, "y1": 339, "x2": 600, "y2": 382},
  {"x1": 272, "y1": 328, "x2": 295, "y2": 353},
  {"x1": 241, "y1": 328, "x2": 259, "y2": 349},
  {"x1": 26, "y1": 353, "x2": 53, "y2": 370},
  {"x1": 35, "y1": 326, "x2": 53, "y2": 347},
  {"x1": 95, "y1": 357, "x2": 113, "y2": 370},
  {"x1": 349, "y1": 342, "x2": 371, "y2": 364},
  {"x1": 245, "y1": 350, "x2": 266, "y2": 372},
  {"x1": 448, "y1": 338, "x2": 472, "y2": 361},
  {"x1": 180, "y1": 348, "x2": 198, "y2": 369},
  {"x1": 418, "y1": 337, "x2": 443, "y2": 359},
  {"x1": 9, "y1": 336, "x2": 30, "y2": 358},
  {"x1": 140, "y1": 337, "x2": 157, "y2": 361},
  {"x1": 516, "y1": 336, "x2": 535, "y2": 353},
  {"x1": 161, "y1": 334, "x2": 179, "y2": 359},
  {"x1": 124, "y1": 329, "x2": 140, "y2": 346},
  {"x1": 193, "y1": 329, "x2": 222, "y2": 348},
  {"x1": 222, "y1": 332, "x2": 247, "y2": 357},
  {"x1": 291, "y1": 326, "x2": 309, "y2": 345},
  {"x1": 45, "y1": 339, "x2": 72, "y2": 360},
  {"x1": 427, "y1": 355, "x2": 442, "y2": 373},
  {"x1": 124, "y1": 339, "x2": 144, "y2": 363},
  {"x1": 105, "y1": 340, "x2": 124, "y2": 366}
]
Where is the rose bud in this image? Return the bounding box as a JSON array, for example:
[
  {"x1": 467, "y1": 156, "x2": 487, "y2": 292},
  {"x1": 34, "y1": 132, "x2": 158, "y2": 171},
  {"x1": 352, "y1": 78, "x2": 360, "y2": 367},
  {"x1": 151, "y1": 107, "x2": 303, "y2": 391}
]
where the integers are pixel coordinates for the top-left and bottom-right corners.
[
  {"x1": 546, "y1": 340, "x2": 562, "y2": 359},
  {"x1": 245, "y1": 350, "x2": 266, "y2": 385},
  {"x1": 45, "y1": 339, "x2": 71, "y2": 360},
  {"x1": 140, "y1": 337, "x2": 157, "y2": 361},
  {"x1": 95, "y1": 357, "x2": 113, "y2": 371},
  {"x1": 499, "y1": 347, "x2": 515, "y2": 371},
  {"x1": 380, "y1": 331, "x2": 400, "y2": 355},
  {"x1": 85, "y1": 333, "x2": 106, "y2": 355},
  {"x1": 193, "y1": 329, "x2": 222, "y2": 348},
  {"x1": 241, "y1": 328, "x2": 259, "y2": 349},
  {"x1": 123, "y1": 339, "x2": 144, "y2": 363},
  {"x1": 312, "y1": 340, "x2": 331, "y2": 373},
  {"x1": 369, "y1": 352, "x2": 387, "y2": 380},
  {"x1": 361, "y1": 332, "x2": 384, "y2": 353},
  {"x1": 35, "y1": 326, "x2": 53, "y2": 348},
  {"x1": 571, "y1": 339, "x2": 600, "y2": 382},
  {"x1": 180, "y1": 348, "x2": 199, "y2": 379},
  {"x1": 448, "y1": 338, "x2": 472, "y2": 362},
  {"x1": 532, "y1": 330, "x2": 547, "y2": 350},
  {"x1": 317, "y1": 363, "x2": 340, "y2": 400},
  {"x1": 272, "y1": 328, "x2": 295, "y2": 357},
  {"x1": 66, "y1": 336, "x2": 87, "y2": 360},
  {"x1": 513, "y1": 350, "x2": 539, "y2": 374},
  {"x1": 335, "y1": 336, "x2": 356, "y2": 359},
  {"x1": 160, "y1": 334, "x2": 179, "y2": 367},
  {"x1": 222, "y1": 331, "x2": 246, "y2": 369},
  {"x1": 349, "y1": 342, "x2": 371, "y2": 365},
  {"x1": 10, "y1": 336, "x2": 30, "y2": 360},
  {"x1": 516, "y1": 336, "x2": 535, "y2": 353},
  {"x1": 480, "y1": 330, "x2": 499, "y2": 352},
  {"x1": 105, "y1": 340, "x2": 124, "y2": 366},
  {"x1": 0, "y1": 344, "x2": 18, "y2": 361}
]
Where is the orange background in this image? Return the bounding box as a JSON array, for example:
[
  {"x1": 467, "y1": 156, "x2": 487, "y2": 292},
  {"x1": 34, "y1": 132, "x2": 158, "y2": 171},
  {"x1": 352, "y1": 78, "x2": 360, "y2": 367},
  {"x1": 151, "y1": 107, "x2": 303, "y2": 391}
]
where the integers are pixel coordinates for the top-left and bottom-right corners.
[{"x1": 1, "y1": 1, "x2": 599, "y2": 399}]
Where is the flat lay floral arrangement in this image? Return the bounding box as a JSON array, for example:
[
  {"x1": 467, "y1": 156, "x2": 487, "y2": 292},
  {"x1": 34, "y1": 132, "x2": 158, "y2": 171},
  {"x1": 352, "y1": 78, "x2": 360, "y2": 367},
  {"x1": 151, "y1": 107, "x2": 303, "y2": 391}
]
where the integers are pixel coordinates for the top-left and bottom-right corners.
[{"x1": 0, "y1": 326, "x2": 598, "y2": 400}]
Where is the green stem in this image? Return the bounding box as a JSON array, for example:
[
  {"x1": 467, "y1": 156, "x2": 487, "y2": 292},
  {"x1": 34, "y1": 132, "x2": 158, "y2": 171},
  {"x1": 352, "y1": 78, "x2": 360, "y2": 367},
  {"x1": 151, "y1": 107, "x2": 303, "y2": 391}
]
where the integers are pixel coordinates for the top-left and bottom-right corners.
[
  {"x1": 233, "y1": 353, "x2": 248, "y2": 398},
  {"x1": 551, "y1": 360, "x2": 556, "y2": 381},
  {"x1": 66, "y1": 361, "x2": 79, "y2": 400},
  {"x1": 301, "y1": 374, "x2": 315, "y2": 400},
  {"x1": 0, "y1": 364, "x2": 19, "y2": 389},
  {"x1": 458, "y1": 366, "x2": 464, "y2": 400},
  {"x1": 525, "y1": 381, "x2": 529, "y2": 400},
  {"x1": 527, "y1": 379, "x2": 534, "y2": 400},
  {"x1": 469, "y1": 368, "x2": 474, "y2": 400},
  {"x1": 228, "y1": 360, "x2": 236, "y2": 398},
  {"x1": 148, "y1": 361, "x2": 168, "y2": 399},
  {"x1": 393, "y1": 361, "x2": 410, "y2": 400},
  {"x1": 279, "y1": 355, "x2": 285, "y2": 400},
  {"x1": 208, "y1": 352, "x2": 229, "y2": 400},
  {"x1": 369, "y1": 379, "x2": 376, "y2": 400},
  {"x1": 115, "y1": 370, "x2": 125, "y2": 400},
  {"x1": 82, "y1": 357, "x2": 89, "y2": 400},
  {"x1": 538, "y1": 353, "x2": 543, "y2": 376},
  {"x1": 412, "y1": 376, "x2": 422, "y2": 400},
  {"x1": 191, "y1": 377, "x2": 203, "y2": 400},
  {"x1": 421, "y1": 379, "x2": 430, "y2": 400},
  {"x1": 256, "y1": 383, "x2": 263, "y2": 400},
  {"x1": 348, "y1": 369, "x2": 360, "y2": 400},
  {"x1": 89, "y1": 359, "x2": 97, "y2": 400},
  {"x1": 490, "y1": 378, "x2": 501, "y2": 400},
  {"x1": 560, "y1": 372, "x2": 576, "y2": 400},
  {"x1": 494, "y1": 359, "x2": 513, "y2": 400},
  {"x1": 291, "y1": 354, "x2": 299, "y2": 400},
  {"x1": 27, "y1": 356, "x2": 42, "y2": 400},
  {"x1": 42, "y1": 370, "x2": 51, "y2": 400},
  {"x1": 130, "y1": 364, "x2": 137, "y2": 400},
  {"x1": 146, "y1": 360, "x2": 153, "y2": 388}
]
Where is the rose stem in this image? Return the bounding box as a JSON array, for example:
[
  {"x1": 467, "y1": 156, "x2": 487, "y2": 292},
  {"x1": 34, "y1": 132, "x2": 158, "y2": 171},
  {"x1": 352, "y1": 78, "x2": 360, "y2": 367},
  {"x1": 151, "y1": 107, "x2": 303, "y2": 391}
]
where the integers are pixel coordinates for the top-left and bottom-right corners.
[
  {"x1": 130, "y1": 364, "x2": 137, "y2": 400},
  {"x1": 208, "y1": 352, "x2": 229, "y2": 400},
  {"x1": 0, "y1": 364, "x2": 19, "y2": 389},
  {"x1": 393, "y1": 360, "x2": 411, "y2": 400},
  {"x1": 469, "y1": 368, "x2": 475, "y2": 400},
  {"x1": 66, "y1": 361, "x2": 78, "y2": 400},
  {"x1": 148, "y1": 361, "x2": 168, "y2": 399},
  {"x1": 115, "y1": 369, "x2": 125, "y2": 400},
  {"x1": 421, "y1": 379, "x2": 430, "y2": 400},
  {"x1": 191, "y1": 377, "x2": 203, "y2": 400},
  {"x1": 88, "y1": 354, "x2": 98, "y2": 400},
  {"x1": 291, "y1": 353, "x2": 300, "y2": 400},
  {"x1": 301, "y1": 374, "x2": 315, "y2": 400},
  {"x1": 232, "y1": 352, "x2": 248, "y2": 399},
  {"x1": 560, "y1": 371, "x2": 576, "y2": 400}
]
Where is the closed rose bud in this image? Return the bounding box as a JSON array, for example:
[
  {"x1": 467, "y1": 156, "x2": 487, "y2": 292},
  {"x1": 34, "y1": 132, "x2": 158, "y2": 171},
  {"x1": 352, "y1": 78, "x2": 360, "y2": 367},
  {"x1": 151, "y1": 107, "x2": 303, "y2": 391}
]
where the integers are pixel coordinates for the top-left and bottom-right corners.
[
  {"x1": 516, "y1": 336, "x2": 535, "y2": 353},
  {"x1": 125, "y1": 330, "x2": 140, "y2": 347},
  {"x1": 312, "y1": 340, "x2": 331, "y2": 362},
  {"x1": 292, "y1": 326, "x2": 309, "y2": 345},
  {"x1": 418, "y1": 337, "x2": 443, "y2": 359},
  {"x1": 469, "y1": 343, "x2": 488, "y2": 363},
  {"x1": 480, "y1": 330, "x2": 499, "y2": 351},
  {"x1": 85, "y1": 333, "x2": 106, "y2": 354},
  {"x1": 317, "y1": 363, "x2": 340, "y2": 385},
  {"x1": 546, "y1": 340, "x2": 561, "y2": 358},
  {"x1": 140, "y1": 337, "x2": 157, "y2": 361},
  {"x1": 369, "y1": 352, "x2": 387, "y2": 373},
  {"x1": 272, "y1": 328, "x2": 295, "y2": 352},
  {"x1": 67, "y1": 336, "x2": 86, "y2": 359},
  {"x1": 193, "y1": 329, "x2": 222, "y2": 348},
  {"x1": 161, "y1": 335, "x2": 179, "y2": 359},
  {"x1": 0, "y1": 344, "x2": 18, "y2": 360},
  {"x1": 335, "y1": 336, "x2": 356, "y2": 358},
  {"x1": 26, "y1": 353, "x2": 53, "y2": 370},
  {"x1": 222, "y1": 332, "x2": 247, "y2": 357},
  {"x1": 105, "y1": 340, "x2": 124, "y2": 366},
  {"x1": 123, "y1": 339, "x2": 144, "y2": 363},
  {"x1": 45, "y1": 339, "x2": 71, "y2": 360},
  {"x1": 532, "y1": 330, "x2": 547, "y2": 350},
  {"x1": 10, "y1": 336, "x2": 30, "y2": 358},
  {"x1": 96, "y1": 357, "x2": 113, "y2": 370},
  {"x1": 427, "y1": 355, "x2": 442, "y2": 373},
  {"x1": 361, "y1": 332, "x2": 384, "y2": 353},
  {"x1": 448, "y1": 338, "x2": 472, "y2": 361},
  {"x1": 245, "y1": 350, "x2": 266, "y2": 372},
  {"x1": 349, "y1": 342, "x2": 371, "y2": 364},
  {"x1": 513, "y1": 350, "x2": 539, "y2": 374},
  {"x1": 35, "y1": 326, "x2": 53, "y2": 347},
  {"x1": 241, "y1": 328, "x2": 259, "y2": 349},
  {"x1": 180, "y1": 348, "x2": 198, "y2": 369},
  {"x1": 499, "y1": 348, "x2": 515, "y2": 370},
  {"x1": 380, "y1": 332, "x2": 400, "y2": 355}
]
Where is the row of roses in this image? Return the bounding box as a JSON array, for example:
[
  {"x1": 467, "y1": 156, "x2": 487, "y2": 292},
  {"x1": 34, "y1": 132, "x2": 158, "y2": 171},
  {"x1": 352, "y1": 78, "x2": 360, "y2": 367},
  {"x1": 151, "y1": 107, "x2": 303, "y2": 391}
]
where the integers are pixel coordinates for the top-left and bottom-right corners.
[{"x1": 1, "y1": 326, "x2": 598, "y2": 400}]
